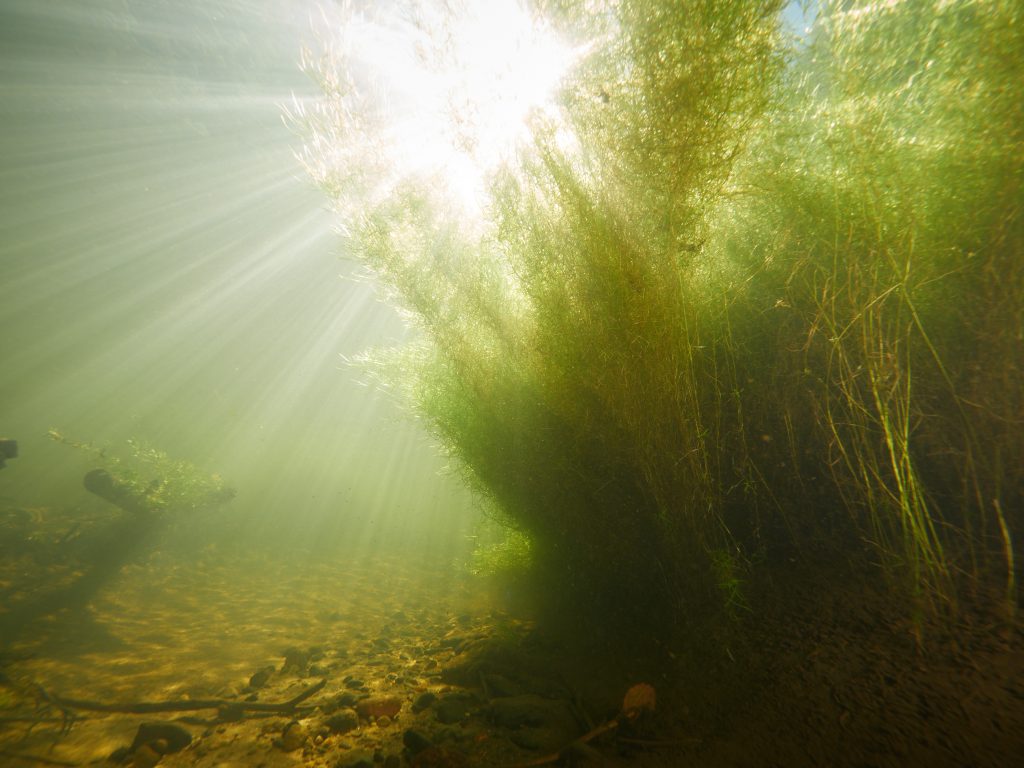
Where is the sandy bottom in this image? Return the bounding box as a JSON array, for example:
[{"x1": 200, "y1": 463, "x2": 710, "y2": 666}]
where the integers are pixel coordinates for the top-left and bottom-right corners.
[
  {"x1": 2, "y1": 507, "x2": 1023, "y2": 768},
  {"x1": 1, "y1": 532, "x2": 556, "y2": 767}
]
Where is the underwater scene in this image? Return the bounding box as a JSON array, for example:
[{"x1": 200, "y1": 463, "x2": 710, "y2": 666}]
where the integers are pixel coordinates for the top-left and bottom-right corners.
[{"x1": 1, "y1": 0, "x2": 1021, "y2": 766}]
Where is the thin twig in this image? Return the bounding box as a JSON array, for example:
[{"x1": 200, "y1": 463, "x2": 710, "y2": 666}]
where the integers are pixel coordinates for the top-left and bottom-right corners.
[{"x1": 50, "y1": 678, "x2": 326, "y2": 716}]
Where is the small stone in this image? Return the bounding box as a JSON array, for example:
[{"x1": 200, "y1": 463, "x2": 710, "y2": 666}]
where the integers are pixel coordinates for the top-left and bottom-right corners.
[
  {"x1": 488, "y1": 695, "x2": 578, "y2": 752},
  {"x1": 282, "y1": 647, "x2": 310, "y2": 675},
  {"x1": 248, "y1": 665, "x2": 275, "y2": 689},
  {"x1": 376, "y1": 715, "x2": 391, "y2": 728},
  {"x1": 403, "y1": 729, "x2": 433, "y2": 756},
  {"x1": 384, "y1": 755, "x2": 401, "y2": 768},
  {"x1": 411, "y1": 692, "x2": 436, "y2": 713},
  {"x1": 435, "y1": 694, "x2": 474, "y2": 725},
  {"x1": 326, "y1": 692, "x2": 359, "y2": 711},
  {"x1": 129, "y1": 723, "x2": 192, "y2": 754},
  {"x1": 356, "y1": 696, "x2": 402, "y2": 720},
  {"x1": 324, "y1": 709, "x2": 359, "y2": 735},
  {"x1": 277, "y1": 721, "x2": 306, "y2": 751}
]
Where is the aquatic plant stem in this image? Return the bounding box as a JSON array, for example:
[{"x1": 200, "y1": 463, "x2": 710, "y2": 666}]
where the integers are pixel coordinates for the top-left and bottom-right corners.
[{"x1": 992, "y1": 498, "x2": 1016, "y2": 620}]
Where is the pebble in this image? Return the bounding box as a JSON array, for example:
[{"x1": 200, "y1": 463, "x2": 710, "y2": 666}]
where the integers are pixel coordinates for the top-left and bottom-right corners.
[
  {"x1": 129, "y1": 723, "x2": 192, "y2": 755},
  {"x1": 487, "y1": 695, "x2": 578, "y2": 752},
  {"x1": 247, "y1": 665, "x2": 275, "y2": 689},
  {"x1": 355, "y1": 695, "x2": 402, "y2": 720},
  {"x1": 323, "y1": 709, "x2": 359, "y2": 735},
  {"x1": 277, "y1": 721, "x2": 306, "y2": 751},
  {"x1": 412, "y1": 691, "x2": 437, "y2": 713},
  {"x1": 281, "y1": 646, "x2": 311, "y2": 674},
  {"x1": 328, "y1": 692, "x2": 359, "y2": 710},
  {"x1": 435, "y1": 694, "x2": 475, "y2": 725},
  {"x1": 403, "y1": 729, "x2": 433, "y2": 755}
]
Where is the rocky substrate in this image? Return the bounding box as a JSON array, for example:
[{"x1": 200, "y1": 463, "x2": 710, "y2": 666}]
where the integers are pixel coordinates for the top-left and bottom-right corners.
[
  {"x1": 0, "y1": 538, "x2": 660, "y2": 768},
  {"x1": 5, "y1": 622, "x2": 655, "y2": 768},
  {"x1": 3, "y1": 506, "x2": 1020, "y2": 767}
]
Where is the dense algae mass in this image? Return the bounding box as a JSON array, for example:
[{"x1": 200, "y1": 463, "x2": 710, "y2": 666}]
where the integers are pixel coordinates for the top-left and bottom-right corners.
[{"x1": 299, "y1": 0, "x2": 1022, "y2": 631}]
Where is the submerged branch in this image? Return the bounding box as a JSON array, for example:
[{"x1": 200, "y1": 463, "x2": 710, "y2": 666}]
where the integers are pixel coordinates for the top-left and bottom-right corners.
[{"x1": 50, "y1": 678, "x2": 326, "y2": 717}]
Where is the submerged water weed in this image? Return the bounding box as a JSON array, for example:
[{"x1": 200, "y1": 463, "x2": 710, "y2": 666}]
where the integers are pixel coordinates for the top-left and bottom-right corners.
[
  {"x1": 467, "y1": 526, "x2": 534, "y2": 579},
  {"x1": 746, "y1": 0, "x2": 1023, "y2": 611},
  {"x1": 48, "y1": 429, "x2": 234, "y2": 514},
  {"x1": 709, "y1": 548, "x2": 751, "y2": 620},
  {"x1": 299, "y1": 0, "x2": 1022, "y2": 621}
]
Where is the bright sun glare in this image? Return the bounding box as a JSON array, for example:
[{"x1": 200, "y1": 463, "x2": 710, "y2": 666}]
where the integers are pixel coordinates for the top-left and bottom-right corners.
[{"x1": 314, "y1": 0, "x2": 582, "y2": 217}]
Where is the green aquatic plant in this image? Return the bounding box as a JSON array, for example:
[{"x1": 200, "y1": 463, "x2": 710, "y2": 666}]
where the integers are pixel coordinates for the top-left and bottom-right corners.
[
  {"x1": 299, "y1": 0, "x2": 1022, "y2": 622},
  {"x1": 466, "y1": 519, "x2": 534, "y2": 579},
  {"x1": 709, "y1": 547, "x2": 751, "y2": 620},
  {"x1": 730, "y1": 0, "x2": 1024, "y2": 610},
  {"x1": 48, "y1": 429, "x2": 235, "y2": 514}
]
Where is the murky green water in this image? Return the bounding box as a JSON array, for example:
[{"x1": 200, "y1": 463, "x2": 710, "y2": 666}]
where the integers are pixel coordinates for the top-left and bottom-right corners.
[
  {"x1": 1, "y1": 2, "x2": 1021, "y2": 766},
  {"x1": 0, "y1": 0, "x2": 477, "y2": 556}
]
